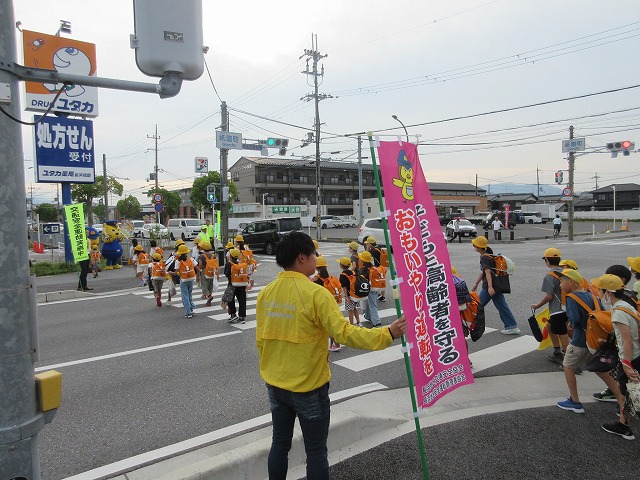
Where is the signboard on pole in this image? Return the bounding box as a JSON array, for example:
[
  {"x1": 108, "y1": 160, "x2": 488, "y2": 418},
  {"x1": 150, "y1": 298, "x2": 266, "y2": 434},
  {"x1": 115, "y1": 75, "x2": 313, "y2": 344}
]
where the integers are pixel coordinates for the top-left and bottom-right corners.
[
  {"x1": 195, "y1": 157, "x2": 208, "y2": 173},
  {"x1": 561, "y1": 186, "x2": 573, "y2": 201},
  {"x1": 22, "y1": 30, "x2": 99, "y2": 117},
  {"x1": 63, "y1": 203, "x2": 88, "y2": 262},
  {"x1": 216, "y1": 131, "x2": 243, "y2": 150},
  {"x1": 561, "y1": 138, "x2": 585, "y2": 153},
  {"x1": 376, "y1": 140, "x2": 473, "y2": 408},
  {"x1": 34, "y1": 116, "x2": 95, "y2": 183}
]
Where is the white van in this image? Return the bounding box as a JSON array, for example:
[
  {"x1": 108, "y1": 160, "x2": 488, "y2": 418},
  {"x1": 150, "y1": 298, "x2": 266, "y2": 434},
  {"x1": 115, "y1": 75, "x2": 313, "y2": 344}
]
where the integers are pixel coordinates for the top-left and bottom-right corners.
[{"x1": 167, "y1": 218, "x2": 202, "y2": 241}]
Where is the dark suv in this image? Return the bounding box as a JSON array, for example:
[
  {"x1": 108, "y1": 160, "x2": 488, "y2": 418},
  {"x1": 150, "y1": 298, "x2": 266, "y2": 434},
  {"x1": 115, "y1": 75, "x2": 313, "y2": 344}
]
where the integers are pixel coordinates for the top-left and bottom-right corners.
[{"x1": 239, "y1": 217, "x2": 302, "y2": 255}]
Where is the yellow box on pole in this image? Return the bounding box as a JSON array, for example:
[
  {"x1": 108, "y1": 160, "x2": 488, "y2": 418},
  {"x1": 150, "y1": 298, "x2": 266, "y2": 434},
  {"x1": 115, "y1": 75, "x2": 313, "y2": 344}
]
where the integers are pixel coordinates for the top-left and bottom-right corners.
[{"x1": 35, "y1": 370, "x2": 62, "y2": 412}]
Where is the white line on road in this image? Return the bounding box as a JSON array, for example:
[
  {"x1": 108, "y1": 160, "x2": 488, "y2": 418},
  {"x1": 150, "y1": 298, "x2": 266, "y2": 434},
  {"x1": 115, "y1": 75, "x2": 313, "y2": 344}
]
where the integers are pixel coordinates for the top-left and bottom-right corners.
[
  {"x1": 468, "y1": 334, "x2": 539, "y2": 373},
  {"x1": 333, "y1": 328, "x2": 498, "y2": 372},
  {"x1": 35, "y1": 331, "x2": 241, "y2": 372},
  {"x1": 61, "y1": 382, "x2": 387, "y2": 480}
]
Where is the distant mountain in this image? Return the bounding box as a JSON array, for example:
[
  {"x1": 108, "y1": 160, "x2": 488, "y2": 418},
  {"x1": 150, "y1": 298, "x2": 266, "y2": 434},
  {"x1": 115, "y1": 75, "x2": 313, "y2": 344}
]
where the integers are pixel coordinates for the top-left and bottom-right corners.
[{"x1": 480, "y1": 183, "x2": 563, "y2": 195}]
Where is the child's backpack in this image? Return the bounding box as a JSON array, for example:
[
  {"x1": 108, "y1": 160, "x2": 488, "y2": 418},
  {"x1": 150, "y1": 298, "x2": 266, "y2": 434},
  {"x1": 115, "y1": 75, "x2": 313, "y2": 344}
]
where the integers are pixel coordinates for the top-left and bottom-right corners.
[
  {"x1": 231, "y1": 262, "x2": 249, "y2": 286},
  {"x1": 341, "y1": 271, "x2": 370, "y2": 298},
  {"x1": 492, "y1": 254, "x2": 510, "y2": 276},
  {"x1": 375, "y1": 247, "x2": 389, "y2": 268},
  {"x1": 547, "y1": 271, "x2": 567, "y2": 306},
  {"x1": 453, "y1": 274, "x2": 472, "y2": 305},
  {"x1": 204, "y1": 253, "x2": 219, "y2": 279},
  {"x1": 460, "y1": 291, "x2": 485, "y2": 342},
  {"x1": 322, "y1": 276, "x2": 343, "y2": 303},
  {"x1": 240, "y1": 248, "x2": 257, "y2": 272},
  {"x1": 482, "y1": 253, "x2": 511, "y2": 293},
  {"x1": 138, "y1": 252, "x2": 149, "y2": 265},
  {"x1": 369, "y1": 266, "x2": 387, "y2": 291},
  {"x1": 566, "y1": 292, "x2": 614, "y2": 353}
]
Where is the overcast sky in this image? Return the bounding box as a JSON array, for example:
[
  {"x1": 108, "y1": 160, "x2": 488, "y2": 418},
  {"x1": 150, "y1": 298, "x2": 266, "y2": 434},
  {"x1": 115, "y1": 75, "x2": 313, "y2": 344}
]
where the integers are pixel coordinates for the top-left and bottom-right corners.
[{"x1": 13, "y1": 0, "x2": 640, "y2": 205}]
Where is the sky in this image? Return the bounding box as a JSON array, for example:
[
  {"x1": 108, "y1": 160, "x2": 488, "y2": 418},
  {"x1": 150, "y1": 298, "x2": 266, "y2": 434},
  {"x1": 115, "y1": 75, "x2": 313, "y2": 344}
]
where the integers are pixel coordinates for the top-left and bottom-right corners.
[{"x1": 12, "y1": 0, "x2": 640, "y2": 205}]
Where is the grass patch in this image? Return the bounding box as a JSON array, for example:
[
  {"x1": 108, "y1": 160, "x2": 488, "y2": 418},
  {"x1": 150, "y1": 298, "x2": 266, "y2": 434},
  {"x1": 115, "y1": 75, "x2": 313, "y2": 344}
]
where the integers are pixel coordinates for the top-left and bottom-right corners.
[{"x1": 31, "y1": 262, "x2": 80, "y2": 277}]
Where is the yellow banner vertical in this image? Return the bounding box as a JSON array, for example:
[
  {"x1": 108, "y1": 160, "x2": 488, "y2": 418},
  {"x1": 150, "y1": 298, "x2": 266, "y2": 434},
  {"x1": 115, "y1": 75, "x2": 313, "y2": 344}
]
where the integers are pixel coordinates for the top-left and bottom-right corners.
[{"x1": 64, "y1": 204, "x2": 88, "y2": 262}]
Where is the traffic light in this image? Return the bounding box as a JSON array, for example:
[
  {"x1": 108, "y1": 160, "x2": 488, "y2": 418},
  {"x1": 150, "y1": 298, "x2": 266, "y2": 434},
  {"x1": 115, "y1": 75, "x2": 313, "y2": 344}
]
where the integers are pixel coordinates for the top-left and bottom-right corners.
[
  {"x1": 206, "y1": 184, "x2": 216, "y2": 203},
  {"x1": 266, "y1": 137, "x2": 289, "y2": 156},
  {"x1": 555, "y1": 171, "x2": 563, "y2": 184},
  {"x1": 606, "y1": 140, "x2": 635, "y2": 158}
]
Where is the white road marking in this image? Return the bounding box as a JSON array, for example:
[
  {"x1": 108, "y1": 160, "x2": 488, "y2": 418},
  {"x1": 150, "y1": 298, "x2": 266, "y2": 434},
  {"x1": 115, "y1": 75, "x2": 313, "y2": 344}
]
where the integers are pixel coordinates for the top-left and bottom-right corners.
[
  {"x1": 61, "y1": 383, "x2": 387, "y2": 480},
  {"x1": 468, "y1": 334, "x2": 540, "y2": 373},
  {"x1": 35, "y1": 331, "x2": 241, "y2": 372},
  {"x1": 333, "y1": 328, "x2": 498, "y2": 372}
]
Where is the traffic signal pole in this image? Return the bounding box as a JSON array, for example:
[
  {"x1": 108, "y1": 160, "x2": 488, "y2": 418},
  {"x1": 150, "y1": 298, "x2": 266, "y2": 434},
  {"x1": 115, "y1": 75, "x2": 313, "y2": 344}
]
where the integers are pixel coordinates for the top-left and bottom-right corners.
[
  {"x1": 220, "y1": 101, "x2": 229, "y2": 243},
  {"x1": 0, "y1": 2, "x2": 50, "y2": 477}
]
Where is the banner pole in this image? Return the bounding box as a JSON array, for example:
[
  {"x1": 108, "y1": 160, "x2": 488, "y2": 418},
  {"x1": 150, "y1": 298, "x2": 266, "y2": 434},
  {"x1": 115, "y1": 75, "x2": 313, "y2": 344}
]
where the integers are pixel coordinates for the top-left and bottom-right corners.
[{"x1": 367, "y1": 132, "x2": 429, "y2": 480}]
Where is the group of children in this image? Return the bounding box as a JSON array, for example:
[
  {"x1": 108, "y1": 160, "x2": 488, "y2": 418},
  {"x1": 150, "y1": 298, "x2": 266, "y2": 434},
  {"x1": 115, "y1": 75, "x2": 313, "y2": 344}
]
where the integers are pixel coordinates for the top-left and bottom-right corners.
[{"x1": 310, "y1": 237, "x2": 388, "y2": 352}]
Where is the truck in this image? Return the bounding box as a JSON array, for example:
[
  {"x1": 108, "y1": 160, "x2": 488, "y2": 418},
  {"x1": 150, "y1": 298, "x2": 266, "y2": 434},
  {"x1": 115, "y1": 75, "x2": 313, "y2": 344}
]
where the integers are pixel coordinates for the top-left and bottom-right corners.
[{"x1": 521, "y1": 204, "x2": 556, "y2": 223}]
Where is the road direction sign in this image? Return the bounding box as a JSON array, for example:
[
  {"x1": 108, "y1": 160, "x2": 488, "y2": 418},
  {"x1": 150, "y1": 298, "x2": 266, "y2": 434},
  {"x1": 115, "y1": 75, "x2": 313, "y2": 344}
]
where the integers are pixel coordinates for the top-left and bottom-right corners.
[
  {"x1": 216, "y1": 131, "x2": 243, "y2": 150},
  {"x1": 42, "y1": 223, "x2": 60, "y2": 234},
  {"x1": 561, "y1": 138, "x2": 585, "y2": 153}
]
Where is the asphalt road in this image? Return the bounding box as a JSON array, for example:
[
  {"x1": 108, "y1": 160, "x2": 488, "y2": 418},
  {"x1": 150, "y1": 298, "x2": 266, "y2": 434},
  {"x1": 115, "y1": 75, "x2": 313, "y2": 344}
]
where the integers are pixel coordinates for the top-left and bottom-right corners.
[{"x1": 32, "y1": 234, "x2": 640, "y2": 479}]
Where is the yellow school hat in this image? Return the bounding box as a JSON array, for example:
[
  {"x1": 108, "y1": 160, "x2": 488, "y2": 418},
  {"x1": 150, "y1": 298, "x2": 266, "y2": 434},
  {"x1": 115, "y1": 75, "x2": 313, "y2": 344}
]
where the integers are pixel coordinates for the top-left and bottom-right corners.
[
  {"x1": 229, "y1": 248, "x2": 241, "y2": 258},
  {"x1": 628, "y1": 256, "x2": 640, "y2": 273},
  {"x1": 337, "y1": 257, "x2": 351, "y2": 267},
  {"x1": 559, "y1": 259, "x2": 578, "y2": 270},
  {"x1": 472, "y1": 236, "x2": 488, "y2": 249},
  {"x1": 358, "y1": 251, "x2": 373, "y2": 263},
  {"x1": 591, "y1": 274, "x2": 625, "y2": 292},
  {"x1": 315, "y1": 256, "x2": 328, "y2": 267},
  {"x1": 348, "y1": 241, "x2": 359, "y2": 251},
  {"x1": 559, "y1": 269, "x2": 582, "y2": 284},
  {"x1": 543, "y1": 247, "x2": 561, "y2": 259}
]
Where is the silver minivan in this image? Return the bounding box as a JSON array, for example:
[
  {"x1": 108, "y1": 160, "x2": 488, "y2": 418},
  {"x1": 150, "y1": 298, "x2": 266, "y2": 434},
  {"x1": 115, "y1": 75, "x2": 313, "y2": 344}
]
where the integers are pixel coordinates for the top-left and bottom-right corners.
[{"x1": 167, "y1": 218, "x2": 202, "y2": 241}]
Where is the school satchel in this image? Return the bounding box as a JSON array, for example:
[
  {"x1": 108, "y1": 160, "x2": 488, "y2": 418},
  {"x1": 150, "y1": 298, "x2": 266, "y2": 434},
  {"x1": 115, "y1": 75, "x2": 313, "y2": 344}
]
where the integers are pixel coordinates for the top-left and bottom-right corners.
[
  {"x1": 585, "y1": 334, "x2": 618, "y2": 373},
  {"x1": 375, "y1": 247, "x2": 389, "y2": 268},
  {"x1": 204, "y1": 253, "x2": 219, "y2": 279},
  {"x1": 340, "y1": 271, "x2": 370, "y2": 299},
  {"x1": 483, "y1": 253, "x2": 511, "y2": 294},
  {"x1": 322, "y1": 276, "x2": 343, "y2": 303},
  {"x1": 369, "y1": 266, "x2": 387, "y2": 291},
  {"x1": 566, "y1": 292, "x2": 614, "y2": 354},
  {"x1": 231, "y1": 262, "x2": 249, "y2": 287}
]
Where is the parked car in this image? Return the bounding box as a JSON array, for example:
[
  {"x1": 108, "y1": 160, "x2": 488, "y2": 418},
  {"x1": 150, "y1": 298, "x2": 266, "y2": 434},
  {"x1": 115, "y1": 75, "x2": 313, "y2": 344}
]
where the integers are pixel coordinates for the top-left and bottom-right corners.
[
  {"x1": 439, "y1": 212, "x2": 466, "y2": 226},
  {"x1": 524, "y1": 212, "x2": 543, "y2": 224},
  {"x1": 313, "y1": 215, "x2": 335, "y2": 229},
  {"x1": 333, "y1": 215, "x2": 358, "y2": 228},
  {"x1": 140, "y1": 223, "x2": 169, "y2": 239},
  {"x1": 167, "y1": 218, "x2": 202, "y2": 241},
  {"x1": 358, "y1": 217, "x2": 384, "y2": 243},
  {"x1": 130, "y1": 220, "x2": 146, "y2": 238},
  {"x1": 239, "y1": 217, "x2": 302, "y2": 255},
  {"x1": 91, "y1": 223, "x2": 103, "y2": 234},
  {"x1": 445, "y1": 219, "x2": 477, "y2": 238},
  {"x1": 468, "y1": 211, "x2": 491, "y2": 225}
]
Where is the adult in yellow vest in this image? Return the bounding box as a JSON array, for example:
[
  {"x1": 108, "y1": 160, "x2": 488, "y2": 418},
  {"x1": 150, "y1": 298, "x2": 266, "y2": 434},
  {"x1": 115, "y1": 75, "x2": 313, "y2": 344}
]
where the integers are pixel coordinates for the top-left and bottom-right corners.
[
  {"x1": 198, "y1": 225, "x2": 211, "y2": 245},
  {"x1": 203, "y1": 219, "x2": 215, "y2": 243}
]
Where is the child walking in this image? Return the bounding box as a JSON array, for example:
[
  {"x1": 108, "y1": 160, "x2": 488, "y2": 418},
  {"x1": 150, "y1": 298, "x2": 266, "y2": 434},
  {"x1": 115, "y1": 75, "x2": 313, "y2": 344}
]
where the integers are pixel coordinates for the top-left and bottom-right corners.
[
  {"x1": 198, "y1": 241, "x2": 219, "y2": 307},
  {"x1": 133, "y1": 245, "x2": 149, "y2": 287},
  {"x1": 90, "y1": 245, "x2": 101, "y2": 278},
  {"x1": 174, "y1": 244, "x2": 199, "y2": 318},
  {"x1": 225, "y1": 248, "x2": 248, "y2": 324},
  {"x1": 337, "y1": 257, "x2": 361, "y2": 327},
  {"x1": 149, "y1": 253, "x2": 166, "y2": 307},
  {"x1": 313, "y1": 256, "x2": 343, "y2": 351},
  {"x1": 358, "y1": 251, "x2": 381, "y2": 327}
]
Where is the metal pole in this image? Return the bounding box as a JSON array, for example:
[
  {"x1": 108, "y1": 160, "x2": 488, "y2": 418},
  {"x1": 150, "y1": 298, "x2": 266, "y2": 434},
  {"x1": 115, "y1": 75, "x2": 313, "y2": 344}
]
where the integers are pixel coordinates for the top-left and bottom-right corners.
[
  {"x1": 568, "y1": 125, "x2": 575, "y2": 241},
  {"x1": 613, "y1": 186, "x2": 616, "y2": 231},
  {"x1": 220, "y1": 101, "x2": 229, "y2": 243},
  {"x1": 392, "y1": 115, "x2": 409, "y2": 142},
  {"x1": 314, "y1": 39, "x2": 322, "y2": 240},
  {"x1": 358, "y1": 135, "x2": 364, "y2": 225},
  {"x1": 102, "y1": 153, "x2": 108, "y2": 221},
  {"x1": 0, "y1": 1, "x2": 45, "y2": 477}
]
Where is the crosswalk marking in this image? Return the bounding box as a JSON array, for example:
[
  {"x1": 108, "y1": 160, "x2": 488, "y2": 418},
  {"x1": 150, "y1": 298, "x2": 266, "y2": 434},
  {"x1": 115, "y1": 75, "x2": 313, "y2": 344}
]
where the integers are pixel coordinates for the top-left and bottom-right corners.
[{"x1": 332, "y1": 328, "x2": 498, "y2": 372}]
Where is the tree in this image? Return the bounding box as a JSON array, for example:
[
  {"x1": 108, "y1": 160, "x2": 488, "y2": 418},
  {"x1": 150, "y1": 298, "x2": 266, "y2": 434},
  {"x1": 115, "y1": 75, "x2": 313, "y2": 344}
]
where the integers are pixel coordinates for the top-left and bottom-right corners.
[
  {"x1": 71, "y1": 176, "x2": 123, "y2": 223},
  {"x1": 147, "y1": 187, "x2": 181, "y2": 223},
  {"x1": 93, "y1": 203, "x2": 105, "y2": 221},
  {"x1": 35, "y1": 203, "x2": 58, "y2": 222},
  {"x1": 190, "y1": 171, "x2": 237, "y2": 214},
  {"x1": 116, "y1": 195, "x2": 142, "y2": 220}
]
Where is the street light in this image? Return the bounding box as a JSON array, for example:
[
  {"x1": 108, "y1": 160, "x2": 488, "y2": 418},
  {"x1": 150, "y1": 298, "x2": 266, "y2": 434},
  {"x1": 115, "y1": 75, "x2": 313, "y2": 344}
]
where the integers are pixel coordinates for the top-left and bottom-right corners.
[{"x1": 392, "y1": 115, "x2": 409, "y2": 142}]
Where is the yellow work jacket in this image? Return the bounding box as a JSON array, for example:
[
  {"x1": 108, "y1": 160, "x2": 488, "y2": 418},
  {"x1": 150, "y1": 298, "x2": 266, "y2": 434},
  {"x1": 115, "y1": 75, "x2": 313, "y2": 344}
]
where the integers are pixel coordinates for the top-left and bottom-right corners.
[{"x1": 256, "y1": 270, "x2": 393, "y2": 392}]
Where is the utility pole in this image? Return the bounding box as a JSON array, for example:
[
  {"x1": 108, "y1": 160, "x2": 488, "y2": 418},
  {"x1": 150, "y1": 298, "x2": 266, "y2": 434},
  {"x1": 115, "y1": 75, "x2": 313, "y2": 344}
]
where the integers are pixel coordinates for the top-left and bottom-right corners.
[
  {"x1": 536, "y1": 166, "x2": 540, "y2": 198},
  {"x1": 148, "y1": 125, "x2": 160, "y2": 222},
  {"x1": 301, "y1": 34, "x2": 328, "y2": 240},
  {"x1": 475, "y1": 173, "x2": 478, "y2": 197},
  {"x1": 568, "y1": 125, "x2": 575, "y2": 241},
  {"x1": 358, "y1": 135, "x2": 364, "y2": 224},
  {"x1": 592, "y1": 172, "x2": 600, "y2": 190},
  {"x1": 102, "y1": 153, "x2": 108, "y2": 221},
  {"x1": 220, "y1": 101, "x2": 229, "y2": 243},
  {"x1": 1, "y1": 2, "x2": 55, "y2": 477}
]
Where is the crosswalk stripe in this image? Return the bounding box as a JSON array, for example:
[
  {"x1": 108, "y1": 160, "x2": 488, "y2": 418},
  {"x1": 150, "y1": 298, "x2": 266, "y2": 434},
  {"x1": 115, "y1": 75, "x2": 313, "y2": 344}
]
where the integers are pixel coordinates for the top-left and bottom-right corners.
[{"x1": 332, "y1": 328, "x2": 498, "y2": 372}]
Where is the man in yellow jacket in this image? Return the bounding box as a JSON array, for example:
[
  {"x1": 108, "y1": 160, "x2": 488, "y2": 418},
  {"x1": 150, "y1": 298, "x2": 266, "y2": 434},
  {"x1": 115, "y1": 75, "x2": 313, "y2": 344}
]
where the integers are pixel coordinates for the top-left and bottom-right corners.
[{"x1": 256, "y1": 232, "x2": 407, "y2": 480}]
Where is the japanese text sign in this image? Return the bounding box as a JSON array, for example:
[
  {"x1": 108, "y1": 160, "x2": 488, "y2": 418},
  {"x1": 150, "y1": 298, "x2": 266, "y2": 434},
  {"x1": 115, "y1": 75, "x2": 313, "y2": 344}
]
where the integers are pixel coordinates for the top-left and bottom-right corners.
[
  {"x1": 376, "y1": 140, "x2": 473, "y2": 408},
  {"x1": 64, "y1": 203, "x2": 88, "y2": 262},
  {"x1": 34, "y1": 116, "x2": 95, "y2": 183},
  {"x1": 22, "y1": 30, "x2": 99, "y2": 117}
]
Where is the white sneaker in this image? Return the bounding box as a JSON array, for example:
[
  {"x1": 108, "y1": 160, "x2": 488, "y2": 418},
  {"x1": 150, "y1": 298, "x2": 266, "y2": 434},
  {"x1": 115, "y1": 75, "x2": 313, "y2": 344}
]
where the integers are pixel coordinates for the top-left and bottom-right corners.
[{"x1": 500, "y1": 327, "x2": 521, "y2": 335}]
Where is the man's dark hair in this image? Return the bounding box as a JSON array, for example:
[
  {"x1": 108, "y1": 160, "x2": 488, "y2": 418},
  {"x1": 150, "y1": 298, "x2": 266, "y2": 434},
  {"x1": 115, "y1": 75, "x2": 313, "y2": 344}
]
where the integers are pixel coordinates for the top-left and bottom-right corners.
[
  {"x1": 276, "y1": 232, "x2": 315, "y2": 268},
  {"x1": 150, "y1": 239, "x2": 157, "y2": 248},
  {"x1": 606, "y1": 264, "x2": 632, "y2": 285}
]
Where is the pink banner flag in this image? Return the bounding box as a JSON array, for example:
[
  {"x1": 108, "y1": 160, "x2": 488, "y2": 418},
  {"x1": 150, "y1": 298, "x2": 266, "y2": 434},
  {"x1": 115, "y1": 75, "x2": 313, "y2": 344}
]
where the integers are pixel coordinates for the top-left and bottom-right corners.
[{"x1": 376, "y1": 140, "x2": 473, "y2": 408}]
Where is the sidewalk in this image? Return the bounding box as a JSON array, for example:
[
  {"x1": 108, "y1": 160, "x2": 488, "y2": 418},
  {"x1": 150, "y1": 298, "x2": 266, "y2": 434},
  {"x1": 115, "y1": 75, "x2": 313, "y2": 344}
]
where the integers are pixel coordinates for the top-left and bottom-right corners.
[{"x1": 69, "y1": 371, "x2": 633, "y2": 480}]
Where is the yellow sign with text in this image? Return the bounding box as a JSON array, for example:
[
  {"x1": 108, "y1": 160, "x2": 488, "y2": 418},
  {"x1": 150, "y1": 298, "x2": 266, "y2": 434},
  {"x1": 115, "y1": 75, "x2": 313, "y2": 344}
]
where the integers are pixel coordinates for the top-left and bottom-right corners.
[{"x1": 64, "y1": 204, "x2": 88, "y2": 262}]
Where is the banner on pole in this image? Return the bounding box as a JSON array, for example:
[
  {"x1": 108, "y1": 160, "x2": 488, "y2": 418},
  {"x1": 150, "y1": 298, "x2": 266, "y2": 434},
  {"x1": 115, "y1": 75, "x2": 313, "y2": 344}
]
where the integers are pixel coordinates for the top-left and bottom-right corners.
[
  {"x1": 377, "y1": 140, "x2": 473, "y2": 408},
  {"x1": 64, "y1": 203, "x2": 88, "y2": 262}
]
